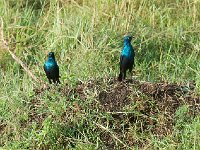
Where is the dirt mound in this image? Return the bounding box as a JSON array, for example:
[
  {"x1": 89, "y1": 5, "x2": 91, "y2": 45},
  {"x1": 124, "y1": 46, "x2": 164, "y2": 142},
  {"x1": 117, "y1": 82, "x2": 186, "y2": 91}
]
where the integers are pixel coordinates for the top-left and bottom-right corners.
[
  {"x1": 30, "y1": 78, "x2": 200, "y2": 148},
  {"x1": 72, "y1": 79, "x2": 198, "y2": 114},
  {"x1": 98, "y1": 83, "x2": 131, "y2": 112},
  {"x1": 70, "y1": 79, "x2": 200, "y2": 138}
]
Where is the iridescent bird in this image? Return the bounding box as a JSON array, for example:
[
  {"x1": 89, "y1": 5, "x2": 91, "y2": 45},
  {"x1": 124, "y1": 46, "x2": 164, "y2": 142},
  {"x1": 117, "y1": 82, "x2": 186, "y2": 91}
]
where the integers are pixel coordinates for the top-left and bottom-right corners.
[
  {"x1": 118, "y1": 35, "x2": 135, "y2": 81},
  {"x1": 44, "y1": 52, "x2": 61, "y2": 84}
]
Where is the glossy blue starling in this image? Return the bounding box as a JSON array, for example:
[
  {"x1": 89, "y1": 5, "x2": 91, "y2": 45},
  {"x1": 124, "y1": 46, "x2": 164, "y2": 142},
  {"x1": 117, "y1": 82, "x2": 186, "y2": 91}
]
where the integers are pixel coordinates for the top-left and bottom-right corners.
[
  {"x1": 118, "y1": 35, "x2": 135, "y2": 81},
  {"x1": 44, "y1": 52, "x2": 61, "y2": 84}
]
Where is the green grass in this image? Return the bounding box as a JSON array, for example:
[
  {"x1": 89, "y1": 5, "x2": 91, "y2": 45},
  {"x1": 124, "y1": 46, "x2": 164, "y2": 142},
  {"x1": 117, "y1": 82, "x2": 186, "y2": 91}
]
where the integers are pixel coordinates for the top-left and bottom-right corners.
[{"x1": 0, "y1": 0, "x2": 200, "y2": 149}]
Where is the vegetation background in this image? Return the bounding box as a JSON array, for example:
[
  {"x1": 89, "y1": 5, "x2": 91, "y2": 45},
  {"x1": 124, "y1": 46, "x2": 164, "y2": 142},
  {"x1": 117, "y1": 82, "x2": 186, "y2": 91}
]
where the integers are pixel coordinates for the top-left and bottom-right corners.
[{"x1": 0, "y1": 0, "x2": 200, "y2": 149}]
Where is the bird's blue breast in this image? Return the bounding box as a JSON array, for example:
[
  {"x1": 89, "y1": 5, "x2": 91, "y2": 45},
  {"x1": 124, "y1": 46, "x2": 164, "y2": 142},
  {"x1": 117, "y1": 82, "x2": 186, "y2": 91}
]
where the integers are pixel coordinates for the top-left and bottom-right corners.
[
  {"x1": 44, "y1": 59, "x2": 58, "y2": 71},
  {"x1": 121, "y1": 44, "x2": 134, "y2": 59},
  {"x1": 44, "y1": 62, "x2": 54, "y2": 70}
]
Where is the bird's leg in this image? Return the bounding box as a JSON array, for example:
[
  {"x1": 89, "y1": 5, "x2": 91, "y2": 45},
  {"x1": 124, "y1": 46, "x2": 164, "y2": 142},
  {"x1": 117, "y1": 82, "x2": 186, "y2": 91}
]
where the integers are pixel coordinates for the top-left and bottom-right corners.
[
  {"x1": 129, "y1": 63, "x2": 134, "y2": 79},
  {"x1": 57, "y1": 78, "x2": 61, "y2": 84},
  {"x1": 53, "y1": 79, "x2": 57, "y2": 85},
  {"x1": 48, "y1": 79, "x2": 52, "y2": 84},
  {"x1": 118, "y1": 73, "x2": 122, "y2": 81},
  {"x1": 122, "y1": 71, "x2": 126, "y2": 80},
  {"x1": 118, "y1": 65, "x2": 123, "y2": 81},
  {"x1": 55, "y1": 78, "x2": 61, "y2": 85}
]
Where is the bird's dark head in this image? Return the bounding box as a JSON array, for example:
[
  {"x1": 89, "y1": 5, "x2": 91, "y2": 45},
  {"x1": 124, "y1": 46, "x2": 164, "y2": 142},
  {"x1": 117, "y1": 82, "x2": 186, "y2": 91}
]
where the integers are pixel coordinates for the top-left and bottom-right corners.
[
  {"x1": 124, "y1": 35, "x2": 133, "y2": 43},
  {"x1": 48, "y1": 52, "x2": 55, "y2": 60}
]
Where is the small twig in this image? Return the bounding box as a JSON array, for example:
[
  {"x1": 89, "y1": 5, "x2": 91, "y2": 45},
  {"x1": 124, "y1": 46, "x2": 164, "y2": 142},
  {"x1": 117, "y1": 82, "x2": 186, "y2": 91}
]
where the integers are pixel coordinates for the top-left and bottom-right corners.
[
  {"x1": 107, "y1": 111, "x2": 135, "y2": 114},
  {"x1": 0, "y1": 19, "x2": 47, "y2": 88},
  {"x1": 95, "y1": 123, "x2": 130, "y2": 149}
]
